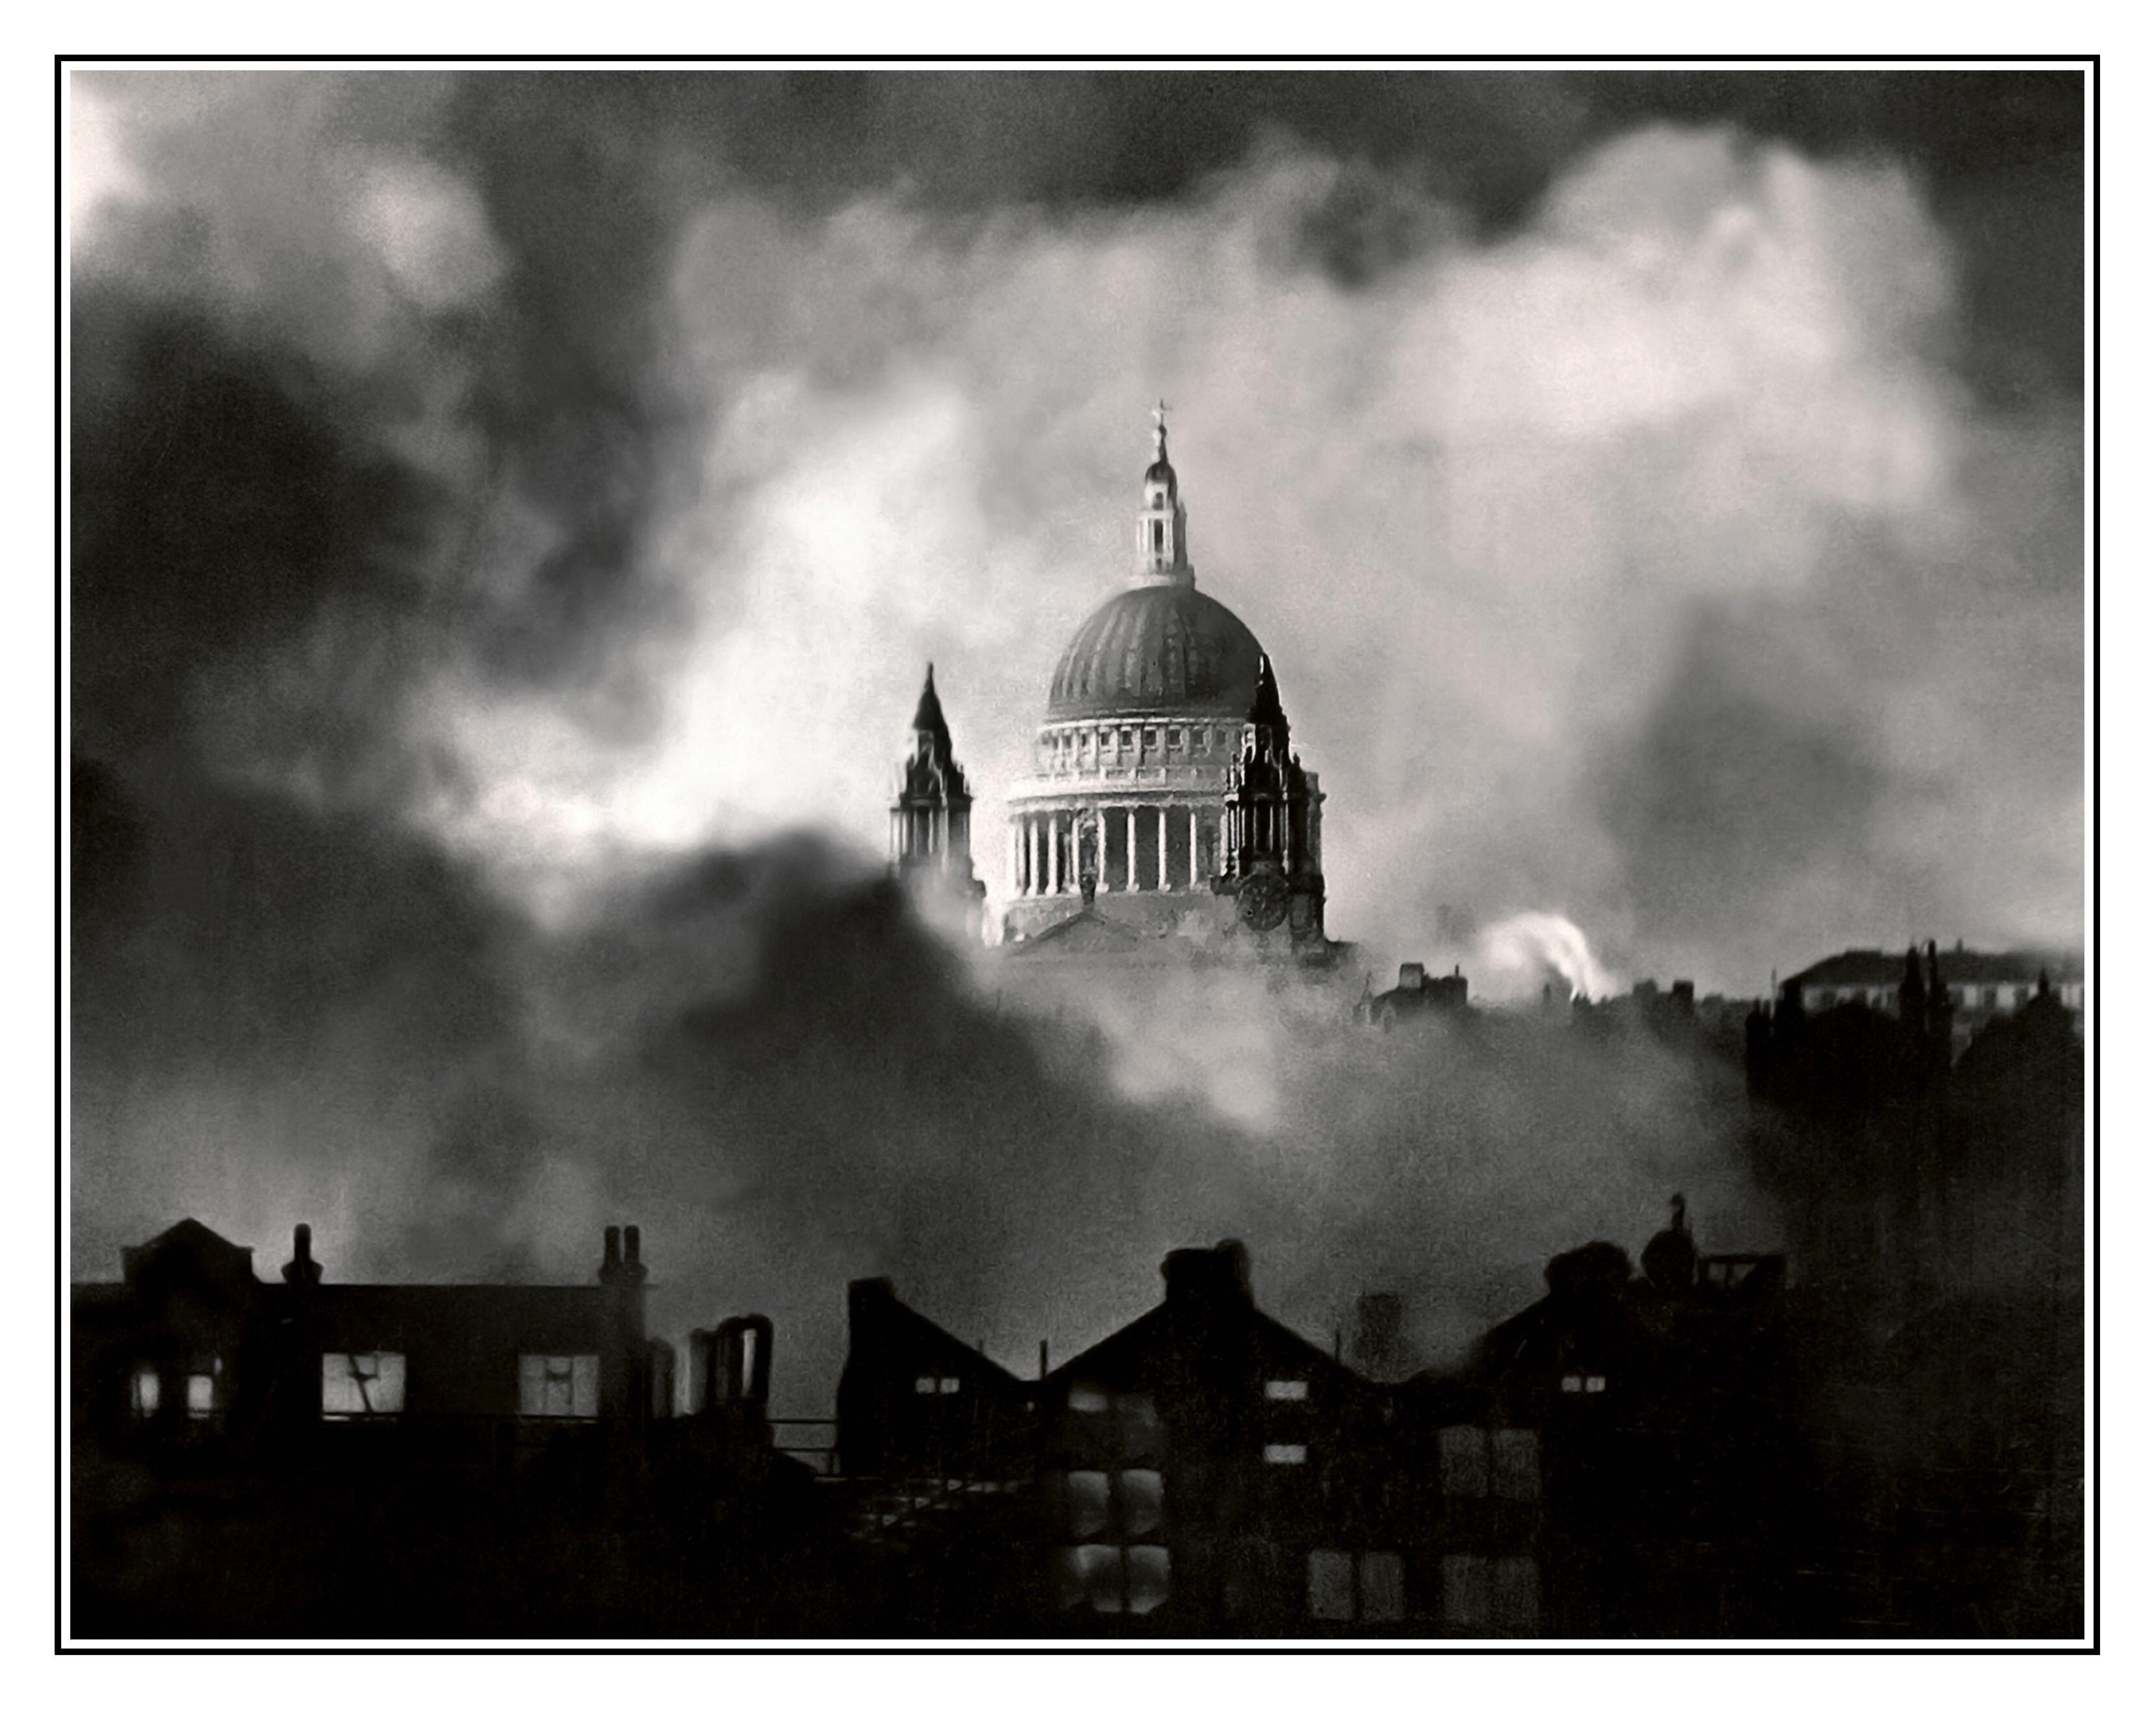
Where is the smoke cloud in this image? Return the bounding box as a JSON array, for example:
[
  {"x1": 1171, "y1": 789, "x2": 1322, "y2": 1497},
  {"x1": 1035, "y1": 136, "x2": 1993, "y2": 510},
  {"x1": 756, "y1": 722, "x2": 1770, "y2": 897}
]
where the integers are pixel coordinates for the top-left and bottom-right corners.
[{"x1": 68, "y1": 71, "x2": 2081, "y2": 1408}]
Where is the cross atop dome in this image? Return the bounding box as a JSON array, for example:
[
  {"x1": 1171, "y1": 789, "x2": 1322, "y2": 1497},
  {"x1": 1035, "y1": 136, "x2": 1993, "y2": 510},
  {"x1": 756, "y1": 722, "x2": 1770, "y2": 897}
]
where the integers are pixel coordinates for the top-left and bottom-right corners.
[{"x1": 1151, "y1": 398, "x2": 1170, "y2": 459}]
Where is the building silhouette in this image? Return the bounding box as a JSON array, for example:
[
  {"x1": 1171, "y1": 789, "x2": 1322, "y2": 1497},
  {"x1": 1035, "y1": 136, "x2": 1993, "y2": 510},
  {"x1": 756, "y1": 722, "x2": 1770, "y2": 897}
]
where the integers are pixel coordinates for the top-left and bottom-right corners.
[
  {"x1": 827, "y1": 1215, "x2": 1794, "y2": 1638},
  {"x1": 1784, "y1": 942, "x2": 2082, "y2": 1056},
  {"x1": 71, "y1": 1222, "x2": 819, "y2": 1636}
]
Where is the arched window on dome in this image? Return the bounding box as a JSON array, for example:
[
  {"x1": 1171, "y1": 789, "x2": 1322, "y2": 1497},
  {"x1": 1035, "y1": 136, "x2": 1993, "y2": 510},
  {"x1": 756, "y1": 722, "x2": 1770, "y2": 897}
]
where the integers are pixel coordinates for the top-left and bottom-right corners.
[{"x1": 1151, "y1": 519, "x2": 1164, "y2": 550}]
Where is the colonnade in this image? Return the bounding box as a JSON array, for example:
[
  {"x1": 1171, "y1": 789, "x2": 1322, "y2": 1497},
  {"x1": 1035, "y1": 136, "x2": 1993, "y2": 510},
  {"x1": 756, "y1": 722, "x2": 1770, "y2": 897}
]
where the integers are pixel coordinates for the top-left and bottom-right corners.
[{"x1": 1007, "y1": 804, "x2": 1219, "y2": 897}]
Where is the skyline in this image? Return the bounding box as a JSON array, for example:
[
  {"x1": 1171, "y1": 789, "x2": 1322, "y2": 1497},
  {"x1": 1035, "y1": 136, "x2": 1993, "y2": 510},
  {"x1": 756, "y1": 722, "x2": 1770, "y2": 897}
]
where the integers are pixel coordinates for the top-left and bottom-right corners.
[{"x1": 68, "y1": 66, "x2": 2087, "y2": 1419}]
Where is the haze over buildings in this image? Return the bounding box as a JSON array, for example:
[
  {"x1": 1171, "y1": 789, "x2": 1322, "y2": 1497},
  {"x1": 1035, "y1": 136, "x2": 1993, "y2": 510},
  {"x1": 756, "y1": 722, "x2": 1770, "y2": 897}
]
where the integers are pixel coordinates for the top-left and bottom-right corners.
[{"x1": 70, "y1": 70, "x2": 2083, "y2": 1418}]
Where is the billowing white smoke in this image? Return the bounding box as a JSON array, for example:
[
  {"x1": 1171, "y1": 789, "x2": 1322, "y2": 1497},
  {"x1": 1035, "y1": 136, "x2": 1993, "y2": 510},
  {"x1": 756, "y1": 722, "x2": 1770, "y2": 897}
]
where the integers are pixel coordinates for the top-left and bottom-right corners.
[
  {"x1": 1476, "y1": 910, "x2": 1621, "y2": 1002},
  {"x1": 74, "y1": 84, "x2": 2082, "y2": 996}
]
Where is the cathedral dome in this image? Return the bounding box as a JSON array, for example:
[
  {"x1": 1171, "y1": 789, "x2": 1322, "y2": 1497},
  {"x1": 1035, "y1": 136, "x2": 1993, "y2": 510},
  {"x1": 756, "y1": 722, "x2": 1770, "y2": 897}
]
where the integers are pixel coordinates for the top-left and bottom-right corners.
[{"x1": 1046, "y1": 584, "x2": 1266, "y2": 721}]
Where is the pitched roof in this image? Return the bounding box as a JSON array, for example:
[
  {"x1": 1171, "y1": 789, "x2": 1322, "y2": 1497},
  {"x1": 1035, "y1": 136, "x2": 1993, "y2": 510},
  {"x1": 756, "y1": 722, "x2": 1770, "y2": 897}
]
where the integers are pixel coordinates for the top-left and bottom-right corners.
[{"x1": 120, "y1": 1218, "x2": 256, "y2": 1284}]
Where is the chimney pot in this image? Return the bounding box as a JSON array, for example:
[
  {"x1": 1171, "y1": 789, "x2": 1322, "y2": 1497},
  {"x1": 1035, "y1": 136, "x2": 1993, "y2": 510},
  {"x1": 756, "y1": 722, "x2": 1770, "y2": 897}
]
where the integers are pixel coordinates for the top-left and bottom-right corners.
[
  {"x1": 624, "y1": 1225, "x2": 642, "y2": 1268},
  {"x1": 603, "y1": 1226, "x2": 622, "y2": 1272}
]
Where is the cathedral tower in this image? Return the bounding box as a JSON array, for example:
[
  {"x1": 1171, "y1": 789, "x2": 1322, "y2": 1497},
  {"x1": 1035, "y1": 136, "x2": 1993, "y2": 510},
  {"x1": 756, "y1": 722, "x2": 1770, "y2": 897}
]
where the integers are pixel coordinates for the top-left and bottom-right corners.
[
  {"x1": 1215, "y1": 653, "x2": 1327, "y2": 945},
  {"x1": 892, "y1": 665, "x2": 986, "y2": 923}
]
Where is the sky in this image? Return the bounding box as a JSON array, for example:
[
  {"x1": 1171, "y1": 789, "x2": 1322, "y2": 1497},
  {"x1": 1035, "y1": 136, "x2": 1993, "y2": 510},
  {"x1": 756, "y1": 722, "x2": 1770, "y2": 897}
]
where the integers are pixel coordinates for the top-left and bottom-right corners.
[{"x1": 67, "y1": 68, "x2": 2086, "y2": 1406}]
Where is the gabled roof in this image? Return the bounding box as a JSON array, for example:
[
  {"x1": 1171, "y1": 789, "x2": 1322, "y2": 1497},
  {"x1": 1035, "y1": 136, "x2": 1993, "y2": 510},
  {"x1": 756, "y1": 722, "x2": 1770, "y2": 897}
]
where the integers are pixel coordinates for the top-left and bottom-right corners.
[
  {"x1": 845, "y1": 1280, "x2": 1029, "y2": 1392},
  {"x1": 1047, "y1": 1296, "x2": 1355, "y2": 1393},
  {"x1": 121, "y1": 1218, "x2": 257, "y2": 1289}
]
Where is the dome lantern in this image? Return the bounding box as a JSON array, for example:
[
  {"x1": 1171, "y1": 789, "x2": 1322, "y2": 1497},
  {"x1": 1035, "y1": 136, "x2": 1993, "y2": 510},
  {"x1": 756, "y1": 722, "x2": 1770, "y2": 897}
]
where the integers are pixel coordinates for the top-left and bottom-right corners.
[{"x1": 1134, "y1": 400, "x2": 1193, "y2": 587}]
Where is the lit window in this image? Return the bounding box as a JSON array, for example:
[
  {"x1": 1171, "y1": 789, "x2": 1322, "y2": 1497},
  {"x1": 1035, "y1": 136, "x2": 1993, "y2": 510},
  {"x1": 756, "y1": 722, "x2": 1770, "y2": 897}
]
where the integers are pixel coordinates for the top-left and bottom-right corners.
[
  {"x1": 914, "y1": 1376, "x2": 937, "y2": 1395},
  {"x1": 1561, "y1": 1375, "x2": 1582, "y2": 1393},
  {"x1": 1440, "y1": 1424, "x2": 1489, "y2": 1497},
  {"x1": 322, "y1": 1352, "x2": 407, "y2": 1417},
  {"x1": 1116, "y1": 1393, "x2": 1161, "y2": 1458},
  {"x1": 1442, "y1": 1554, "x2": 1491, "y2": 1630},
  {"x1": 1068, "y1": 1384, "x2": 1110, "y2": 1415},
  {"x1": 1265, "y1": 1378, "x2": 1309, "y2": 1402},
  {"x1": 1263, "y1": 1443, "x2": 1307, "y2": 1465},
  {"x1": 1493, "y1": 1556, "x2": 1539, "y2": 1632},
  {"x1": 186, "y1": 1374, "x2": 216, "y2": 1419},
  {"x1": 1308, "y1": 1550, "x2": 1404, "y2": 1622},
  {"x1": 129, "y1": 1365, "x2": 160, "y2": 1419},
  {"x1": 1118, "y1": 1469, "x2": 1163, "y2": 1536},
  {"x1": 1360, "y1": 1552, "x2": 1405, "y2": 1623},
  {"x1": 1493, "y1": 1429, "x2": 1540, "y2": 1500},
  {"x1": 1585, "y1": 1376, "x2": 1607, "y2": 1394},
  {"x1": 1065, "y1": 1470, "x2": 1110, "y2": 1539},
  {"x1": 1056, "y1": 1543, "x2": 1123, "y2": 1613},
  {"x1": 1308, "y1": 1550, "x2": 1355, "y2": 1621},
  {"x1": 1125, "y1": 1545, "x2": 1170, "y2": 1614},
  {"x1": 518, "y1": 1353, "x2": 599, "y2": 1418},
  {"x1": 1052, "y1": 1543, "x2": 1170, "y2": 1616},
  {"x1": 940, "y1": 1376, "x2": 962, "y2": 1395}
]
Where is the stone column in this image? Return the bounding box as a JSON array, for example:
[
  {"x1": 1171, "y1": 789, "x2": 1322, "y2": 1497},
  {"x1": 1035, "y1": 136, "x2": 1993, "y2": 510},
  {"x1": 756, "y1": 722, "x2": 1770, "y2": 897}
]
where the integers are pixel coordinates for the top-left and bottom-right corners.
[
  {"x1": 1188, "y1": 805, "x2": 1201, "y2": 888},
  {"x1": 1158, "y1": 808, "x2": 1170, "y2": 892},
  {"x1": 1031, "y1": 816, "x2": 1045, "y2": 897},
  {"x1": 1008, "y1": 819, "x2": 1020, "y2": 894},
  {"x1": 1125, "y1": 807, "x2": 1139, "y2": 891},
  {"x1": 1049, "y1": 812, "x2": 1062, "y2": 894}
]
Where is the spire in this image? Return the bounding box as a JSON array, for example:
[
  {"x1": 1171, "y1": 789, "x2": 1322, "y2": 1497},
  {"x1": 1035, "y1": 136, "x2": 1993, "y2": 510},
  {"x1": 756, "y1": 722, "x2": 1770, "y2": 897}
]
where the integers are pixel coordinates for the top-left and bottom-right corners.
[
  {"x1": 905, "y1": 662, "x2": 957, "y2": 775},
  {"x1": 1247, "y1": 651, "x2": 1286, "y2": 733},
  {"x1": 912, "y1": 663, "x2": 949, "y2": 743},
  {"x1": 1151, "y1": 398, "x2": 1170, "y2": 467},
  {"x1": 892, "y1": 664, "x2": 982, "y2": 912}
]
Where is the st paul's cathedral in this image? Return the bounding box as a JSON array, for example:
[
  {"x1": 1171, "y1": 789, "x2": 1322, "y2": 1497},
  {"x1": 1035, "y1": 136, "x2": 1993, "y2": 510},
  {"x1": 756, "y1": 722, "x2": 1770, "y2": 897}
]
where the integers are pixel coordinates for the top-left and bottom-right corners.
[{"x1": 890, "y1": 409, "x2": 1337, "y2": 966}]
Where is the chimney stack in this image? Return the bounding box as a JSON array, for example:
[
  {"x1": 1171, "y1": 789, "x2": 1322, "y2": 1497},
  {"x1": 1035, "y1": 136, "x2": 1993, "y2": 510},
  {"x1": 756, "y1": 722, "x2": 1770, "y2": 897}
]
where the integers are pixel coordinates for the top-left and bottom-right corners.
[
  {"x1": 600, "y1": 1226, "x2": 622, "y2": 1283},
  {"x1": 1162, "y1": 1239, "x2": 1253, "y2": 1310},
  {"x1": 281, "y1": 1222, "x2": 322, "y2": 1287}
]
